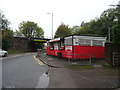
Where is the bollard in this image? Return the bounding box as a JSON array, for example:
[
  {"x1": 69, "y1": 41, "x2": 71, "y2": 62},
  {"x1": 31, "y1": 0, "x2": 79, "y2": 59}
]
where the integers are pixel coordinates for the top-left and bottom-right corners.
[
  {"x1": 37, "y1": 49, "x2": 41, "y2": 57},
  {"x1": 92, "y1": 56, "x2": 96, "y2": 63}
]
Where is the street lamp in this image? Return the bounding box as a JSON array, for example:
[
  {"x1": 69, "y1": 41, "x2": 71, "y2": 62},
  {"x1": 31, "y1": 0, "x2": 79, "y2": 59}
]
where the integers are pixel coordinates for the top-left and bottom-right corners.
[{"x1": 47, "y1": 13, "x2": 53, "y2": 39}]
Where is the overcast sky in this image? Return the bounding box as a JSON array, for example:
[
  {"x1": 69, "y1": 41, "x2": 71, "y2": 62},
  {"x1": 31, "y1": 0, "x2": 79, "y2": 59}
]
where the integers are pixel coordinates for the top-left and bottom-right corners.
[{"x1": 0, "y1": 0, "x2": 119, "y2": 38}]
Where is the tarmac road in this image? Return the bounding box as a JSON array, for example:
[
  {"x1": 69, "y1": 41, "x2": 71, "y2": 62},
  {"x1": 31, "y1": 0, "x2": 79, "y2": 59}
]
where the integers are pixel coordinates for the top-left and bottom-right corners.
[{"x1": 2, "y1": 53, "x2": 49, "y2": 88}]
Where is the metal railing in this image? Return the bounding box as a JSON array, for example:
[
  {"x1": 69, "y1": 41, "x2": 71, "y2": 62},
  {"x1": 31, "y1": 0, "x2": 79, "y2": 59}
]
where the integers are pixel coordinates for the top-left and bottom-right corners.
[{"x1": 67, "y1": 54, "x2": 93, "y2": 65}]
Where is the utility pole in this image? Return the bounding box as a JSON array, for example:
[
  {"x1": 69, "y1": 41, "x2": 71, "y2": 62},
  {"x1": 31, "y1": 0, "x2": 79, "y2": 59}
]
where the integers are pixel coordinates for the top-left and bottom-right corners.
[
  {"x1": 108, "y1": 27, "x2": 111, "y2": 42},
  {"x1": 47, "y1": 13, "x2": 53, "y2": 39}
]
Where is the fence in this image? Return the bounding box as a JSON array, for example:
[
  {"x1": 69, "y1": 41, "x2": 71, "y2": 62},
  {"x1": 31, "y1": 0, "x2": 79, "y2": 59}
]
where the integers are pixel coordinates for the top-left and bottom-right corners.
[
  {"x1": 67, "y1": 54, "x2": 93, "y2": 65},
  {"x1": 112, "y1": 52, "x2": 120, "y2": 66}
]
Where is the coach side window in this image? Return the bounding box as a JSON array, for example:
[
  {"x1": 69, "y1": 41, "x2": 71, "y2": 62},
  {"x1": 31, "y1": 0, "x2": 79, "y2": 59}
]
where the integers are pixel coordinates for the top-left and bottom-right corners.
[
  {"x1": 93, "y1": 40, "x2": 103, "y2": 46},
  {"x1": 65, "y1": 38, "x2": 72, "y2": 45},
  {"x1": 78, "y1": 39, "x2": 91, "y2": 46}
]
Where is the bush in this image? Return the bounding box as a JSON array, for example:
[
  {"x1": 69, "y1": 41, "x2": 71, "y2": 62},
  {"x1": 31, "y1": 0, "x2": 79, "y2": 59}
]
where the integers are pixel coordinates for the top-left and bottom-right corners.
[
  {"x1": 2, "y1": 38, "x2": 10, "y2": 50},
  {"x1": 112, "y1": 24, "x2": 120, "y2": 44}
]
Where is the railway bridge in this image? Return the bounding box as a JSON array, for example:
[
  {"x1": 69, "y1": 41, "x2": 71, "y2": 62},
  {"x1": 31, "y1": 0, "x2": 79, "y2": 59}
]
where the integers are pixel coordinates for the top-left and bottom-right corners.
[{"x1": 11, "y1": 37, "x2": 51, "y2": 52}]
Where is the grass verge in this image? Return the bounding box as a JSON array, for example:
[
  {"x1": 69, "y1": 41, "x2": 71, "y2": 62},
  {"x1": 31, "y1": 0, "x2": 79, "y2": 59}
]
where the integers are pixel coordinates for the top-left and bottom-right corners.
[
  {"x1": 68, "y1": 64, "x2": 119, "y2": 70},
  {"x1": 68, "y1": 65, "x2": 94, "y2": 69},
  {"x1": 8, "y1": 49, "x2": 25, "y2": 55}
]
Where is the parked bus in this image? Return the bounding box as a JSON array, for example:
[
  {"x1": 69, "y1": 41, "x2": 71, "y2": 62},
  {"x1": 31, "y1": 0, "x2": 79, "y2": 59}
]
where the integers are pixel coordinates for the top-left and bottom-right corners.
[{"x1": 46, "y1": 35, "x2": 106, "y2": 59}]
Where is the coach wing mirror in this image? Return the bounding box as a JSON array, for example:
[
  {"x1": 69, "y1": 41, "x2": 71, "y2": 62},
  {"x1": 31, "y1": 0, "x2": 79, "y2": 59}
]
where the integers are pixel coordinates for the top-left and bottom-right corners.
[
  {"x1": 50, "y1": 47, "x2": 54, "y2": 50},
  {"x1": 59, "y1": 47, "x2": 65, "y2": 50}
]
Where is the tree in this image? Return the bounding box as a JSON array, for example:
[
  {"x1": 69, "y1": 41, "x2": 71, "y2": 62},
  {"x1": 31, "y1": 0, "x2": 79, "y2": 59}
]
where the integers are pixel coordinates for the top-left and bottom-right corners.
[
  {"x1": 14, "y1": 30, "x2": 22, "y2": 37},
  {"x1": 87, "y1": 19, "x2": 101, "y2": 36},
  {"x1": 112, "y1": 24, "x2": 120, "y2": 43},
  {"x1": 111, "y1": 2, "x2": 120, "y2": 44},
  {"x1": 76, "y1": 8, "x2": 117, "y2": 38},
  {"x1": 2, "y1": 30, "x2": 13, "y2": 50},
  {"x1": 71, "y1": 25, "x2": 80, "y2": 34},
  {"x1": 54, "y1": 23, "x2": 72, "y2": 38},
  {"x1": 0, "y1": 10, "x2": 10, "y2": 30},
  {"x1": 77, "y1": 21, "x2": 90, "y2": 35},
  {"x1": 18, "y1": 21, "x2": 44, "y2": 38},
  {"x1": 0, "y1": 11, "x2": 13, "y2": 50}
]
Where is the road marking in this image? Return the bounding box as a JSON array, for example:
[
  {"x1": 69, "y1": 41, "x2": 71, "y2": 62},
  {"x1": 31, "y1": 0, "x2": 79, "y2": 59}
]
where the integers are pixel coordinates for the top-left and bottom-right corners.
[
  {"x1": 34, "y1": 56, "x2": 44, "y2": 65},
  {"x1": 1, "y1": 55, "x2": 23, "y2": 60},
  {"x1": 1, "y1": 53, "x2": 34, "y2": 60}
]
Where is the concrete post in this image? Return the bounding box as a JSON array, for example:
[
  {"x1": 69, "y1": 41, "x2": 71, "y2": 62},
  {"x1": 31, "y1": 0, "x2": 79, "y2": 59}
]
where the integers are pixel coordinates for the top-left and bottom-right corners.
[{"x1": 37, "y1": 49, "x2": 41, "y2": 57}]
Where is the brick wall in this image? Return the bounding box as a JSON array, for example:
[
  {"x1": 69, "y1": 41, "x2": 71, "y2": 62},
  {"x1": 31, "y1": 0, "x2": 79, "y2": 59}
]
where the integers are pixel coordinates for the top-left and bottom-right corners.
[{"x1": 10, "y1": 37, "x2": 32, "y2": 52}]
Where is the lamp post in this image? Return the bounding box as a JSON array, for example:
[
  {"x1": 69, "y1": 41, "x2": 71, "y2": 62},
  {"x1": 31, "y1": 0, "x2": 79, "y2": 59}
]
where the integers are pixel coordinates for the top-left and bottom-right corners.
[{"x1": 47, "y1": 13, "x2": 53, "y2": 39}]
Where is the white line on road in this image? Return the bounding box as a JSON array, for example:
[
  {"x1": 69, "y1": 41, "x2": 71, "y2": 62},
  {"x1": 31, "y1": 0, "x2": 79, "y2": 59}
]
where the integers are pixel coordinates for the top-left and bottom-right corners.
[{"x1": 1, "y1": 53, "x2": 34, "y2": 60}]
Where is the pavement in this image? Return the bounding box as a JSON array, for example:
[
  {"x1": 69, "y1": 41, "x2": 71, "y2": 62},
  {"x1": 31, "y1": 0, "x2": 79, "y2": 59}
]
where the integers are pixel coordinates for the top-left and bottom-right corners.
[
  {"x1": 37, "y1": 53, "x2": 78, "y2": 88},
  {"x1": 37, "y1": 52, "x2": 119, "y2": 88}
]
